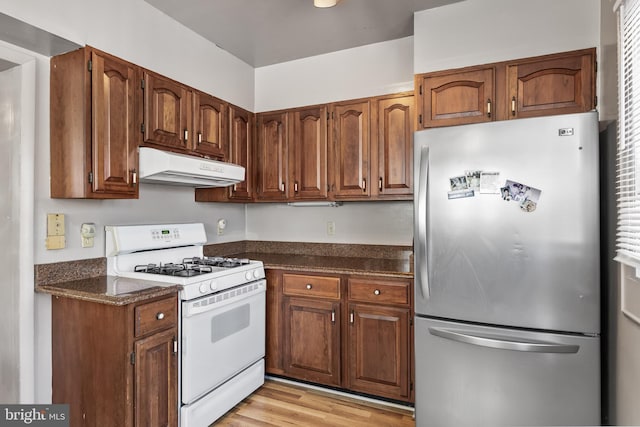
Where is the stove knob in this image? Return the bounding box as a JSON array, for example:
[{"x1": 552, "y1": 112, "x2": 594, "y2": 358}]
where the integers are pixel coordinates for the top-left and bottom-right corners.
[
  {"x1": 199, "y1": 283, "x2": 209, "y2": 294},
  {"x1": 253, "y1": 270, "x2": 261, "y2": 279},
  {"x1": 210, "y1": 281, "x2": 217, "y2": 291}
]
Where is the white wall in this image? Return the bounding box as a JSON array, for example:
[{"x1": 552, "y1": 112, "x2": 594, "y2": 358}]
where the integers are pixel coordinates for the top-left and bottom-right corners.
[
  {"x1": 0, "y1": 63, "x2": 22, "y2": 403},
  {"x1": 246, "y1": 202, "x2": 413, "y2": 246},
  {"x1": 414, "y1": 0, "x2": 600, "y2": 74},
  {"x1": 254, "y1": 36, "x2": 414, "y2": 112},
  {"x1": 0, "y1": 0, "x2": 255, "y2": 111}
]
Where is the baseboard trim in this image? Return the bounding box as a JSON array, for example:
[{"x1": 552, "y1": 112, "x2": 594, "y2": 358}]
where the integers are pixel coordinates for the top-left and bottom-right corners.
[{"x1": 265, "y1": 375, "x2": 415, "y2": 414}]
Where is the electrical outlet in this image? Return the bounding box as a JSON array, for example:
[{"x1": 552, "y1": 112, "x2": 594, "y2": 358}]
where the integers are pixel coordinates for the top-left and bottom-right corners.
[{"x1": 327, "y1": 221, "x2": 335, "y2": 236}]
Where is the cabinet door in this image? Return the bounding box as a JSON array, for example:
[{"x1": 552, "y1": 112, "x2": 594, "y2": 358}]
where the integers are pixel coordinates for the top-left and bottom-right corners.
[
  {"x1": 228, "y1": 105, "x2": 254, "y2": 201},
  {"x1": 143, "y1": 72, "x2": 191, "y2": 151},
  {"x1": 193, "y1": 92, "x2": 227, "y2": 159},
  {"x1": 91, "y1": 50, "x2": 140, "y2": 197},
  {"x1": 265, "y1": 270, "x2": 284, "y2": 375},
  {"x1": 283, "y1": 297, "x2": 341, "y2": 387},
  {"x1": 507, "y1": 49, "x2": 596, "y2": 119},
  {"x1": 256, "y1": 111, "x2": 289, "y2": 200},
  {"x1": 347, "y1": 303, "x2": 411, "y2": 401},
  {"x1": 291, "y1": 106, "x2": 328, "y2": 200},
  {"x1": 373, "y1": 94, "x2": 413, "y2": 198},
  {"x1": 331, "y1": 101, "x2": 371, "y2": 198},
  {"x1": 134, "y1": 328, "x2": 178, "y2": 427},
  {"x1": 417, "y1": 67, "x2": 494, "y2": 128}
]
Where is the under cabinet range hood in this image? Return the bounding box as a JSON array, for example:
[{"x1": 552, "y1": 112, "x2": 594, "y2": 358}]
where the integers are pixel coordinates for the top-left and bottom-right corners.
[{"x1": 138, "y1": 147, "x2": 244, "y2": 187}]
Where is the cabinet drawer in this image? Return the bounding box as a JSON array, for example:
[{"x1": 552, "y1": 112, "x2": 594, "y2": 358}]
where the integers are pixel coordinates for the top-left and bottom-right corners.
[
  {"x1": 283, "y1": 274, "x2": 340, "y2": 299},
  {"x1": 134, "y1": 297, "x2": 177, "y2": 337},
  {"x1": 348, "y1": 278, "x2": 411, "y2": 306}
]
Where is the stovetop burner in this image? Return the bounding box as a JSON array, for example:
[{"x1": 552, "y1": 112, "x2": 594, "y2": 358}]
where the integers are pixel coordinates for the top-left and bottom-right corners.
[
  {"x1": 133, "y1": 257, "x2": 251, "y2": 278},
  {"x1": 185, "y1": 257, "x2": 251, "y2": 268}
]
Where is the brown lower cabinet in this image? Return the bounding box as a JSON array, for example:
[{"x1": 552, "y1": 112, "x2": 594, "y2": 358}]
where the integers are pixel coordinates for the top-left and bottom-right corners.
[
  {"x1": 52, "y1": 294, "x2": 178, "y2": 427},
  {"x1": 266, "y1": 270, "x2": 414, "y2": 403}
]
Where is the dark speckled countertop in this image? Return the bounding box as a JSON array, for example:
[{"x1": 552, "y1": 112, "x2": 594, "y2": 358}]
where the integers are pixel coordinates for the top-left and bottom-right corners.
[
  {"x1": 34, "y1": 242, "x2": 413, "y2": 303},
  {"x1": 233, "y1": 252, "x2": 412, "y2": 277},
  {"x1": 35, "y1": 257, "x2": 179, "y2": 305},
  {"x1": 204, "y1": 241, "x2": 413, "y2": 278}
]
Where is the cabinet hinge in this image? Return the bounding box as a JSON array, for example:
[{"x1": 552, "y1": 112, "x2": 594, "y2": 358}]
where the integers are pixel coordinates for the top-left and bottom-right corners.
[
  {"x1": 87, "y1": 60, "x2": 92, "y2": 72},
  {"x1": 140, "y1": 123, "x2": 145, "y2": 133},
  {"x1": 419, "y1": 114, "x2": 423, "y2": 124},
  {"x1": 410, "y1": 381, "x2": 414, "y2": 391},
  {"x1": 595, "y1": 61, "x2": 598, "y2": 73},
  {"x1": 410, "y1": 317, "x2": 413, "y2": 326},
  {"x1": 326, "y1": 111, "x2": 329, "y2": 120},
  {"x1": 88, "y1": 171, "x2": 93, "y2": 184},
  {"x1": 141, "y1": 79, "x2": 145, "y2": 90},
  {"x1": 419, "y1": 85, "x2": 422, "y2": 95},
  {"x1": 130, "y1": 352, "x2": 135, "y2": 365},
  {"x1": 594, "y1": 95, "x2": 598, "y2": 108},
  {"x1": 173, "y1": 338, "x2": 178, "y2": 354}
]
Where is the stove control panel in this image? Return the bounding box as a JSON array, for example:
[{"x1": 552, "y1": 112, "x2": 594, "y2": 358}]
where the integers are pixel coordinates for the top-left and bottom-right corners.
[
  {"x1": 151, "y1": 227, "x2": 180, "y2": 241},
  {"x1": 106, "y1": 223, "x2": 207, "y2": 256}
]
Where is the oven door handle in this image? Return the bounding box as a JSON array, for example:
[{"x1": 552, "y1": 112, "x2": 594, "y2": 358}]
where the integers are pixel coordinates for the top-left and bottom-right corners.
[{"x1": 182, "y1": 280, "x2": 266, "y2": 318}]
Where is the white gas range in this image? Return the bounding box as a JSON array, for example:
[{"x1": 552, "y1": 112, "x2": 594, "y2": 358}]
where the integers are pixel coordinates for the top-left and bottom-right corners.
[{"x1": 106, "y1": 223, "x2": 265, "y2": 427}]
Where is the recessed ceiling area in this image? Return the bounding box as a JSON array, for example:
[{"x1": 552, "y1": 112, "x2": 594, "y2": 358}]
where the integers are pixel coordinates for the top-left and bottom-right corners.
[{"x1": 144, "y1": 0, "x2": 464, "y2": 67}]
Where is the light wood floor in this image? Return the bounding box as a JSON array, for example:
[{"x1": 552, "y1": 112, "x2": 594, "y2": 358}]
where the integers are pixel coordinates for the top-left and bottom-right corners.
[{"x1": 213, "y1": 379, "x2": 415, "y2": 426}]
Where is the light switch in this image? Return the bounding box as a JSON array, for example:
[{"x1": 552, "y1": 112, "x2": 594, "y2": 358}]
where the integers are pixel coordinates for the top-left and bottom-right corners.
[
  {"x1": 47, "y1": 213, "x2": 65, "y2": 236},
  {"x1": 46, "y1": 213, "x2": 66, "y2": 250}
]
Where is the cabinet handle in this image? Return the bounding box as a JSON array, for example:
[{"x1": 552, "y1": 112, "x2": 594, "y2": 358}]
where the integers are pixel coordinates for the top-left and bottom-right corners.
[
  {"x1": 350, "y1": 311, "x2": 354, "y2": 324},
  {"x1": 511, "y1": 97, "x2": 516, "y2": 116},
  {"x1": 487, "y1": 99, "x2": 492, "y2": 117},
  {"x1": 184, "y1": 129, "x2": 189, "y2": 143},
  {"x1": 198, "y1": 132, "x2": 203, "y2": 144},
  {"x1": 306, "y1": 284, "x2": 312, "y2": 290},
  {"x1": 373, "y1": 289, "x2": 381, "y2": 296},
  {"x1": 132, "y1": 169, "x2": 137, "y2": 186},
  {"x1": 362, "y1": 179, "x2": 367, "y2": 192},
  {"x1": 332, "y1": 310, "x2": 336, "y2": 324},
  {"x1": 294, "y1": 181, "x2": 299, "y2": 193},
  {"x1": 156, "y1": 312, "x2": 165, "y2": 320},
  {"x1": 281, "y1": 182, "x2": 286, "y2": 193},
  {"x1": 378, "y1": 177, "x2": 383, "y2": 191}
]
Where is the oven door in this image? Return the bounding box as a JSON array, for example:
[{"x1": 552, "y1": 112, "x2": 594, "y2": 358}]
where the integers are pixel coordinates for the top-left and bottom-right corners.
[{"x1": 181, "y1": 280, "x2": 266, "y2": 404}]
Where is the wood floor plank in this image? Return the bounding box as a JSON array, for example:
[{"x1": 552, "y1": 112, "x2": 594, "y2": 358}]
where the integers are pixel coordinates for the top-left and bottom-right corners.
[{"x1": 213, "y1": 380, "x2": 415, "y2": 426}]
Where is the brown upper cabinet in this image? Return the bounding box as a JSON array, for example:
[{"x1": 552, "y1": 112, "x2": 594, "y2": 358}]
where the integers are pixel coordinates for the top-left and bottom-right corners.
[
  {"x1": 290, "y1": 105, "x2": 329, "y2": 200},
  {"x1": 142, "y1": 71, "x2": 229, "y2": 160},
  {"x1": 142, "y1": 71, "x2": 192, "y2": 152},
  {"x1": 50, "y1": 46, "x2": 140, "y2": 199},
  {"x1": 506, "y1": 49, "x2": 596, "y2": 119},
  {"x1": 330, "y1": 100, "x2": 371, "y2": 199},
  {"x1": 255, "y1": 111, "x2": 289, "y2": 201},
  {"x1": 371, "y1": 93, "x2": 414, "y2": 198},
  {"x1": 193, "y1": 92, "x2": 228, "y2": 158},
  {"x1": 416, "y1": 48, "x2": 596, "y2": 129},
  {"x1": 194, "y1": 104, "x2": 254, "y2": 202},
  {"x1": 254, "y1": 105, "x2": 329, "y2": 202},
  {"x1": 417, "y1": 67, "x2": 495, "y2": 128}
]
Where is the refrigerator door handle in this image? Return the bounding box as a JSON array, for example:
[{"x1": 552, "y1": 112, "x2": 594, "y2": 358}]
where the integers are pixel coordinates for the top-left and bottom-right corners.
[
  {"x1": 428, "y1": 327, "x2": 580, "y2": 354},
  {"x1": 416, "y1": 146, "x2": 430, "y2": 299}
]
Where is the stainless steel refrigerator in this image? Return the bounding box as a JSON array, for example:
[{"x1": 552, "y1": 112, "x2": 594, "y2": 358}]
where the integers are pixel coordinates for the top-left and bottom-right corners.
[{"x1": 413, "y1": 111, "x2": 600, "y2": 427}]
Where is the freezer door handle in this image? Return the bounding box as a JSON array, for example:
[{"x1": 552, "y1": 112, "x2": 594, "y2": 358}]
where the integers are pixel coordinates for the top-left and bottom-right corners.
[
  {"x1": 416, "y1": 146, "x2": 430, "y2": 299},
  {"x1": 428, "y1": 327, "x2": 580, "y2": 354}
]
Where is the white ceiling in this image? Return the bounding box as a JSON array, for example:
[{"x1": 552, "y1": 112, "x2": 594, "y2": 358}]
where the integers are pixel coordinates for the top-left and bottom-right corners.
[{"x1": 144, "y1": 0, "x2": 463, "y2": 67}]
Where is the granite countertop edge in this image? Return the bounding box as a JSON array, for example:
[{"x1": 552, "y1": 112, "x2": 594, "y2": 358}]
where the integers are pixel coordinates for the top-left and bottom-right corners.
[{"x1": 36, "y1": 276, "x2": 180, "y2": 306}]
